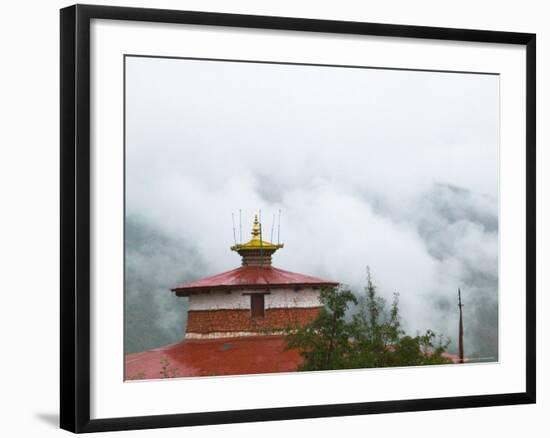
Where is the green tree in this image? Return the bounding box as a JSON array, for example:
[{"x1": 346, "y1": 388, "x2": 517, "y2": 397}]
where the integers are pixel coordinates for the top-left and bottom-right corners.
[
  {"x1": 284, "y1": 267, "x2": 452, "y2": 371},
  {"x1": 284, "y1": 285, "x2": 357, "y2": 371}
]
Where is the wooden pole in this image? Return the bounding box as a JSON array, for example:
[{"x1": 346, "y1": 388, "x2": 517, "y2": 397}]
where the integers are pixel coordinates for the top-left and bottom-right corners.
[{"x1": 458, "y1": 288, "x2": 464, "y2": 364}]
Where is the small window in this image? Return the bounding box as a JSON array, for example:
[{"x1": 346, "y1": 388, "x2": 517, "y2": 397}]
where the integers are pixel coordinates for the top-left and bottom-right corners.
[{"x1": 250, "y1": 294, "x2": 265, "y2": 318}]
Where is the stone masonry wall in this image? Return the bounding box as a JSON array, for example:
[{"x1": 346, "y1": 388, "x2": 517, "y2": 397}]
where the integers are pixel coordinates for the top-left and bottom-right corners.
[{"x1": 186, "y1": 307, "x2": 322, "y2": 334}]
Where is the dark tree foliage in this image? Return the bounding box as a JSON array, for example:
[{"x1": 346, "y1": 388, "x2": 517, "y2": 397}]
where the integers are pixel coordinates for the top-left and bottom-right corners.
[
  {"x1": 285, "y1": 286, "x2": 358, "y2": 371},
  {"x1": 284, "y1": 267, "x2": 452, "y2": 371}
]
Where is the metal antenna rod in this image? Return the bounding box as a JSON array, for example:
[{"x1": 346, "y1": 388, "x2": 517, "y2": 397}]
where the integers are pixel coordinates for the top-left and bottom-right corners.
[
  {"x1": 270, "y1": 212, "x2": 275, "y2": 242},
  {"x1": 458, "y1": 288, "x2": 464, "y2": 364},
  {"x1": 277, "y1": 209, "x2": 281, "y2": 244},
  {"x1": 259, "y1": 209, "x2": 263, "y2": 260},
  {"x1": 231, "y1": 213, "x2": 237, "y2": 245},
  {"x1": 239, "y1": 209, "x2": 242, "y2": 244},
  {"x1": 259, "y1": 209, "x2": 262, "y2": 244}
]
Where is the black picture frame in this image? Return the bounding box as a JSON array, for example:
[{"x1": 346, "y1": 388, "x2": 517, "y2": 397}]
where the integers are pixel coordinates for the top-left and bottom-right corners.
[{"x1": 60, "y1": 4, "x2": 536, "y2": 433}]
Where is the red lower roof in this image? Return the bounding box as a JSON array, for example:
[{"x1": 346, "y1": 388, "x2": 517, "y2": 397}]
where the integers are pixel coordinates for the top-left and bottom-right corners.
[
  {"x1": 172, "y1": 265, "x2": 338, "y2": 294},
  {"x1": 125, "y1": 338, "x2": 464, "y2": 381},
  {"x1": 125, "y1": 336, "x2": 303, "y2": 379}
]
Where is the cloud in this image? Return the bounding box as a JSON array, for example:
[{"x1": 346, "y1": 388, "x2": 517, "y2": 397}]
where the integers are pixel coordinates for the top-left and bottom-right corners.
[
  {"x1": 125, "y1": 215, "x2": 205, "y2": 353},
  {"x1": 125, "y1": 56, "x2": 499, "y2": 359}
]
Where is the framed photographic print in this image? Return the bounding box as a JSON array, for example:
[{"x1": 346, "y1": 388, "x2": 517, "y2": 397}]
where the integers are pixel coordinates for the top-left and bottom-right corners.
[{"x1": 60, "y1": 4, "x2": 536, "y2": 433}]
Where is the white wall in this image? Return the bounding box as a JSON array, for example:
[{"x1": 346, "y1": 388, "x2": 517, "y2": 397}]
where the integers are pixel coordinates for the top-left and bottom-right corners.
[
  {"x1": 188, "y1": 288, "x2": 321, "y2": 310},
  {"x1": 0, "y1": 1, "x2": 547, "y2": 438}
]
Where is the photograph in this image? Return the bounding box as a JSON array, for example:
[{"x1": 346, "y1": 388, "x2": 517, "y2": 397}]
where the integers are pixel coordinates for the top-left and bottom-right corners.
[
  {"x1": 0, "y1": 0, "x2": 542, "y2": 435},
  {"x1": 123, "y1": 55, "x2": 499, "y2": 381}
]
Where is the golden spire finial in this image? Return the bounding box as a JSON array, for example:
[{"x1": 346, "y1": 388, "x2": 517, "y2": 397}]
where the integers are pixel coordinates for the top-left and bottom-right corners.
[
  {"x1": 251, "y1": 214, "x2": 261, "y2": 239},
  {"x1": 230, "y1": 213, "x2": 284, "y2": 263}
]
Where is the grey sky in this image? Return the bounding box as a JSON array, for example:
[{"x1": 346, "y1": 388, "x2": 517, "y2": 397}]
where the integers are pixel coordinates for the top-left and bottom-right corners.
[{"x1": 125, "y1": 56, "x2": 499, "y2": 359}]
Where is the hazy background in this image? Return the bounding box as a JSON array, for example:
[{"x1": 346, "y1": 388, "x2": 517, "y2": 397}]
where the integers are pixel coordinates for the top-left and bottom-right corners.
[{"x1": 125, "y1": 56, "x2": 499, "y2": 361}]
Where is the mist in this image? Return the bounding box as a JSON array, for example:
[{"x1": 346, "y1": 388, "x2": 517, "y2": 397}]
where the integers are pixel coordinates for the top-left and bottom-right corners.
[{"x1": 125, "y1": 56, "x2": 499, "y2": 360}]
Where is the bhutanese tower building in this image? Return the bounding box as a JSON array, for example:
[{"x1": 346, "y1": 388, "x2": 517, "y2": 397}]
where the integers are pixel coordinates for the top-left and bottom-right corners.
[{"x1": 125, "y1": 214, "x2": 338, "y2": 379}]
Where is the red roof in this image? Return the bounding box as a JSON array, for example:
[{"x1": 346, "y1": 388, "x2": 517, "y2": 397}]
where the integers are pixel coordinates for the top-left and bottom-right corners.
[
  {"x1": 125, "y1": 337, "x2": 464, "y2": 380},
  {"x1": 172, "y1": 265, "x2": 338, "y2": 294},
  {"x1": 125, "y1": 336, "x2": 303, "y2": 379},
  {"x1": 441, "y1": 352, "x2": 463, "y2": 363}
]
